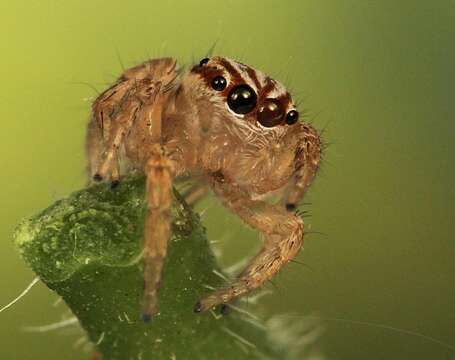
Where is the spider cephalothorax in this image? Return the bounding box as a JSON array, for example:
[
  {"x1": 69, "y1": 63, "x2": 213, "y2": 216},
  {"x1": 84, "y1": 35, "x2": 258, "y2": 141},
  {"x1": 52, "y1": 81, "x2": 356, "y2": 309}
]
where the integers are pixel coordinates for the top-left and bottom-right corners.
[{"x1": 86, "y1": 55, "x2": 321, "y2": 321}]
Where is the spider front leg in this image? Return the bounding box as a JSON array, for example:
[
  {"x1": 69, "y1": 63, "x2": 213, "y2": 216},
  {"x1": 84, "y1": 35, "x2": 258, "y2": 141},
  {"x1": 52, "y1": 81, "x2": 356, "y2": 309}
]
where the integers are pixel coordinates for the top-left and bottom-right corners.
[
  {"x1": 87, "y1": 80, "x2": 135, "y2": 183},
  {"x1": 89, "y1": 83, "x2": 161, "y2": 184},
  {"x1": 87, "y1": 58, "x2": 179, "y2": 186},
  {"x1": 283, "y1": 124, "x2": 321, "y2": 211},
  {"x1": 142, "y1": 144, "x2": 174, "y2": 321},
  {"x1": 139, "y1": 87, "x2": 175, "y2": 321},
  {"x1": 194, "y1": 180, "x2": 304, "y2": 312}
]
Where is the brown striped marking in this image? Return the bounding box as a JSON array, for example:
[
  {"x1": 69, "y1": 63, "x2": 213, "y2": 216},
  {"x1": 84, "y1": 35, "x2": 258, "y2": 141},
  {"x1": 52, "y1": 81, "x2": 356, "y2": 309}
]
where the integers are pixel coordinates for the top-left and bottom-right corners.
[
  {"x1": 216, "y1": 57, "x2": 246, "y2": 85},
  {"x1": 242, "y1": 64, "x2": 262, "y2": 90},
  {"x1": 258, "y1": 77, "x2": 276, "y2": 103}
]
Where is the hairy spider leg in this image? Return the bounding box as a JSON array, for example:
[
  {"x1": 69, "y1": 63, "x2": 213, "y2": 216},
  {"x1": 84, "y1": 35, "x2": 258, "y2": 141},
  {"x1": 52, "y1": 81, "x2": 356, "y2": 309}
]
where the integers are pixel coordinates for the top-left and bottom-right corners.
[
  {"x1": 195, "y1": 181, "x2": 305, "y2": 312},
  {"x1": 283, "y1": 124, "x2": 321, "y2": 211}
]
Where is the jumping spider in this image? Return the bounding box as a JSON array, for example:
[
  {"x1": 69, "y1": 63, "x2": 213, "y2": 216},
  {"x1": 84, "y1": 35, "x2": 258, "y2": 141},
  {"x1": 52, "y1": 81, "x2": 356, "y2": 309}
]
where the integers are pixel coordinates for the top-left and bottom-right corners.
[{"x1": 86, "y1": 56, "x2": 321, "y2": 321}]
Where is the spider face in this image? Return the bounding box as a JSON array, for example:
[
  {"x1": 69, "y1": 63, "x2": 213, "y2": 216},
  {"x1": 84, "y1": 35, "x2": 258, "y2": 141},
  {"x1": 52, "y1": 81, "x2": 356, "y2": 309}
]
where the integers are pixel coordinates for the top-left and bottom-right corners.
[{"x1": 189, "y1": 56, "x2": 299, "y2": 129}]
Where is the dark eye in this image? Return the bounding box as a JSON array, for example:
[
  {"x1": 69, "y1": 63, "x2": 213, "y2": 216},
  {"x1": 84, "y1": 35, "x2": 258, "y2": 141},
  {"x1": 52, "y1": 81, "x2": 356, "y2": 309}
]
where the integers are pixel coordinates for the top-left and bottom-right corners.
[
  {"x1": 285, "y1": 110, "x2": 299, "y2": 125},
  {"x1": 257, "y1": 99, "x2": 284, "y2": 127},
  {"x1": 199, "y1": 57, "x2": 209, "y2": 66},
  {"x1": 211, "y1": 76, "x2": 227, "y2": 91},
  {"x1": 227, "y1": 85, "x2": 257, "y2": 114}
]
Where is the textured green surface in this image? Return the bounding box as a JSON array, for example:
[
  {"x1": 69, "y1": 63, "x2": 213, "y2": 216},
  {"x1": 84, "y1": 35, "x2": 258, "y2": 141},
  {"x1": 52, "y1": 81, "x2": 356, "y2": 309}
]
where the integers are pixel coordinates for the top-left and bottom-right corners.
[{"x1": 14, "y1": 177, "x2": 298, "y2": 360}]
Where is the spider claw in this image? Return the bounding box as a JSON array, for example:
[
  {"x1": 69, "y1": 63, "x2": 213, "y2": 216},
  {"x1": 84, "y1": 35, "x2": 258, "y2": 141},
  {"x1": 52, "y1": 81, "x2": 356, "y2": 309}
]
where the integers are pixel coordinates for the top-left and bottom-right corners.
[
  {"x1": 110, "y1": 180, "x2": 120, "y2": 189},
  {"x1": 141, "y1": 313, "x2": 153, "y2": 323},
  {"x1": 220, "y1": 304, "x2": 230, "y2": 316},
  {"x1": 193, "y1": 301, "x2": 202, "y2": 313}
]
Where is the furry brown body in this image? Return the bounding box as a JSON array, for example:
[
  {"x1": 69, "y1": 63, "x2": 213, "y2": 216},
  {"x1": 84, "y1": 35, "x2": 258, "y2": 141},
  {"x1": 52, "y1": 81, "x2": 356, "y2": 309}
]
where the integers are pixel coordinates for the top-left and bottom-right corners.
[{"x1": 86, "y1": 56, "x2": 321, "y2": 320}]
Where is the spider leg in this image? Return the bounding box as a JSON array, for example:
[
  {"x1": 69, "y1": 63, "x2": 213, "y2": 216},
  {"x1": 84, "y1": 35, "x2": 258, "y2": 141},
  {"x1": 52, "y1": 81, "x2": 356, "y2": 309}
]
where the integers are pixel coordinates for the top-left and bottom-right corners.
[
  {"x1": 92, "y1": 83, "x2": 161, "y2": 183},
  {"x1": 142, "y1": 144, "x2": 174, "y2": 321},
  {"x1": 86, "y1": 58, "x2": 180, "y2": 321},
  {"x1": 87, "y1": 57, "x2": 178, "y2": 185},
  {"x1": 110, "y1": 158, "x2": 120, "y2": 188},
  {"x1": 282, "y1": 124, "x2": 321, "y2": 211},
  {"x1": 195, "y1": 180, "x2": 304, "y2": 312},
  {"x1": 86, "y1": 80, "x2": 134, "y2": 183},
  {"x1": 182, "y1": 182, "x2": 209, "y2": 206},
  {"x1": 139, "y1": 86, "x2": 176, "y2": 321}
]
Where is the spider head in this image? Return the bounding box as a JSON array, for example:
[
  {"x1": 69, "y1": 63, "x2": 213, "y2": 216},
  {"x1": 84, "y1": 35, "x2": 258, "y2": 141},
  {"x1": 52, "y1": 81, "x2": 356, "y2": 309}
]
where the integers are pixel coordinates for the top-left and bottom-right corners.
[
  {"x1": 180, "y1": 57, "x2": 316, "y2": 197},
  {"x1": 184, "y1": 56, "x2": 300, "y2": 132}
]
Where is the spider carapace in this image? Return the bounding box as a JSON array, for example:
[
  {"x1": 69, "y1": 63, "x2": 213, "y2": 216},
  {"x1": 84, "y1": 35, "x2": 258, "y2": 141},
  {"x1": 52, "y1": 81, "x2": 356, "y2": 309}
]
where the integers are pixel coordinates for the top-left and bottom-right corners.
[{"x1": 86, "y1": 56, "x2": 321, "y2": 321}]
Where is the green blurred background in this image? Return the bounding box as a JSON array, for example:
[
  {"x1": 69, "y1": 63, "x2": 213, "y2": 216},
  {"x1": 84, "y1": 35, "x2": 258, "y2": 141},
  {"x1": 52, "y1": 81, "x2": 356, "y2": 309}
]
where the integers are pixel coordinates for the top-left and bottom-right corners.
[{"x1": 1, "y1": 0, "x2": 454, "y2": 359}]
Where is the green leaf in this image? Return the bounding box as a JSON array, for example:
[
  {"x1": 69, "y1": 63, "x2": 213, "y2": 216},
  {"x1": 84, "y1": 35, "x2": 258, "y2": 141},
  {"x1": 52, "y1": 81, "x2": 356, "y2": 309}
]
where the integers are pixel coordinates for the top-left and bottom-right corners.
[{"x1": 14, "y1": 176, "x2": 318, "y2": 359}]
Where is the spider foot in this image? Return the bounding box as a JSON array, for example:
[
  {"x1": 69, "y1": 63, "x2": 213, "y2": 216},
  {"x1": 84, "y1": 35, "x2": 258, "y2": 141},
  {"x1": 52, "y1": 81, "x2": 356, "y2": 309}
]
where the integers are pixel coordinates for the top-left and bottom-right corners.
[
  {"x1": 194, "y1": 289, "x2": 233, "y2": 313},
  {"x1": 141, "y1": 312, "x2": 153, "y2": 323},
  {"x1": 193, "y1": 297, "x2": 231, "y2": 315},
  {"x1": 219, "y1": 303, "x2": 231, "y2": 316},
  {"x1": 93, "y1": 173, "x2": 103, "y2": 182},
  {"x1": 110, "y1": 180, "x2": 120, "y2": 189}
]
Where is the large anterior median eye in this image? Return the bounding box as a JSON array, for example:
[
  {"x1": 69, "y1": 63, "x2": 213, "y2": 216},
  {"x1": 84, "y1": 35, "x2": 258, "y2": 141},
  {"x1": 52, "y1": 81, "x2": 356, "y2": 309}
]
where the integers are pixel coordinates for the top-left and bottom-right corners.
[
  {"x1": 257, "y1": 99, "x2": 284, "y2": 127},
  {"x1": 227, "y1": 85, "x2": 257, "y2": 114}
]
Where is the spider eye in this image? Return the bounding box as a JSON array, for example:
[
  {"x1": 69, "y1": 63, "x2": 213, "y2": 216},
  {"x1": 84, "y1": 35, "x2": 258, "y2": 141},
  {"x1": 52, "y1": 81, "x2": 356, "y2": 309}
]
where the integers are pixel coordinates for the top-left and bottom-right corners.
[
  {"x1": 211, "y1": 76, "x2": 227, "y2": 91},
  {"x1": 257, "y1": 99, "x2": 284, "y2": 127},
  {"x1": 285, "y1": 110, "x2": 299, "y2": 125},
  {"x1": 199, "y1": 57, "x2": 209, "y2": 66},
  {"x1": 227, "y1": 85, "x2": 257, "y2": 114}
]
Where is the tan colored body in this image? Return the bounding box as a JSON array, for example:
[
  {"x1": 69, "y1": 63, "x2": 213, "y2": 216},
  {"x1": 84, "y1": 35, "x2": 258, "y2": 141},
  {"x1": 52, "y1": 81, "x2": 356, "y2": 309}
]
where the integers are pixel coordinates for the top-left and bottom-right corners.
[{"x1": 86, "y1": 56, "x2": 321, "y2": 319}]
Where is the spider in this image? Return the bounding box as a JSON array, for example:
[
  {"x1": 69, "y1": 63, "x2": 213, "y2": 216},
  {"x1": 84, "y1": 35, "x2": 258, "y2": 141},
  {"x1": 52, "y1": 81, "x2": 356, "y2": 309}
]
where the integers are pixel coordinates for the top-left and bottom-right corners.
[{"x1": 86, "y1": 56, "x2": 321, "y2": 322}]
